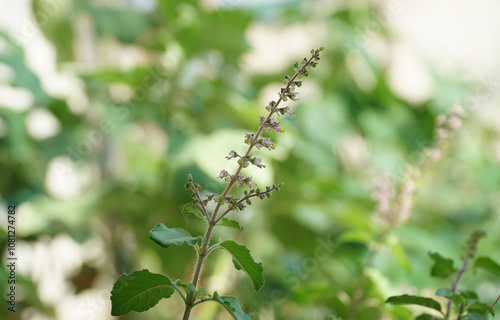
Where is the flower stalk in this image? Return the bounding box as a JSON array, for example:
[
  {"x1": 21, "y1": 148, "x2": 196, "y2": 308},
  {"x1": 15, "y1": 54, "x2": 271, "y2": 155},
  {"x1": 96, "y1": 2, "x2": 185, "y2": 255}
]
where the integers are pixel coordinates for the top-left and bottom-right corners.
[{"x1": 182, "y1": 47, "x2": 324, "y2": 319}]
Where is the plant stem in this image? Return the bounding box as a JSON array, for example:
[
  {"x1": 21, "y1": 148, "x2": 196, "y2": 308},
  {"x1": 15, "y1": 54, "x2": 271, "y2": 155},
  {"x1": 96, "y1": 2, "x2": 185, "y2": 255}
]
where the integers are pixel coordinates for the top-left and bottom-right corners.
[
  {"x1": 483, "y1": 292, "x2": 500, "y2": 318},
  {"x1": 182, "y1": 223, "x2": 215, "y2": 320},
  {"x1": 181, "y1": 53, "x2": 317, "y2": 320},
  {"x1": 446, "y1": 255, "x2": 470, "y2": 319}
]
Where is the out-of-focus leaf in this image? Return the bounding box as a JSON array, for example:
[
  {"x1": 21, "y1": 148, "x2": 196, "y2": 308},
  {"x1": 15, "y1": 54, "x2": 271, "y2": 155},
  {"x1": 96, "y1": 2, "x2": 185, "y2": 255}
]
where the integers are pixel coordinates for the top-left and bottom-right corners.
[
  {"x1": 385, "y1": 295, "x2": 443, "y2": 314},
  {"x1": 467, "y1": 312, "x2": 486, "y2": 320},
  {"x1": 467, "y1": 301, "x2": 494, "y2": 317},
  {"x1": 88, "y1": 6, "x2": 151, "y2": 43},
  {"x1": 0, "y1": 33, "x2": 48, "y2": 103},
  {"x1": 429, "y1": 252, "x2": 457, "y2": 278},
  {"x1": 416, "y1": 314, "x2": 442, "y2": 320},
  {"x1": 435, "y1": 288, "x2": 452, "y2": 298},
  {"x1": 473, "y1": 256, "x2": 500, "y2": 276},
  {"x1": 435, "y1": 288, "x2": 465, "y2": 306}
]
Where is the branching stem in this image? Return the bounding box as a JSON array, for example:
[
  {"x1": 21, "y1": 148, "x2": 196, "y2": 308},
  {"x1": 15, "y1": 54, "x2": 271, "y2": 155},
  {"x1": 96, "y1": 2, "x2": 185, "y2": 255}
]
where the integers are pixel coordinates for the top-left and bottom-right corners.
[{"x1": 181, "y1": 52, "x2": 318, "y2": 320}]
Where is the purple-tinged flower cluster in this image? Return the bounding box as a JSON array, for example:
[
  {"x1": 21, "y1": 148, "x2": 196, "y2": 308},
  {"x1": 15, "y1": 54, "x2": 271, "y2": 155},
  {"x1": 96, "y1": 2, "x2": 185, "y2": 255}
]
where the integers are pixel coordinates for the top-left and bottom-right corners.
[
  {"x1": 244, "y1": 133, "x2": 255, "y2": 145},
  {"x1": 213, "y1": 48, "x2": 323, "y2": 199},
  {"x1": 371, "y1": 167, "x2": 417, "y2": 229},
  {"x1": 250, "y1": 157, "x2": 265, "y2": 168},
  {"x1": 425, "y1": 104, "x2": 467, "y2": 161},
  {"x1": 276, "y1": 106, "x2": 295, "y2": 116},
  {"x1": 218, "y1": 169, "x2": 231, "y2": 181},
  {"x1": 279, "y1": 86, "x2": 299, "y2": 102},
  {"x1": 265, "y1": 101, "x2": 277, "y2": 112},
  {"x1": 255, "y1": 137, "x2": 275, "y2": 150},
  {"x1": 259, "y1": 115, "x2": 284, "y2": 132},
  {"x1": 235, "y1": 173, "x2": 255, "y2": 187},
  {"x1": 226, "y1": 150, "x2": 265, "y2": 169},
  {"x1": 226, "y1": 150, "x2": 239, "y2": 160},
  {"x1": 244, "y1": 134, "x2": 275, "y2": 150},
  {"x1": 218, "y1": 169, "x2": 256, "y2": 188}
]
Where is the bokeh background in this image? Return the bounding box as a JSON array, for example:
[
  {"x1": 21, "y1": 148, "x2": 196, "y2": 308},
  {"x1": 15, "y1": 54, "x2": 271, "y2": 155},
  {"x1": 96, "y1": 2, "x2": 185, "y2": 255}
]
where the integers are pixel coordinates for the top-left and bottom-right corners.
[{"x1": 1, "y1": 0, "x2": 500, "y2": 319}]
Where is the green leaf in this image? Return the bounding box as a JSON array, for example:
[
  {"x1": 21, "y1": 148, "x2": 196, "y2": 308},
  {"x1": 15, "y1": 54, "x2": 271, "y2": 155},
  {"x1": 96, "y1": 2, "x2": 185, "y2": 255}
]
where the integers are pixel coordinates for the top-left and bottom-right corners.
[
  {"x1": 436, "y1": 288, "x2": 465, "y2": 306},
  {"x1": 187, "y1": 283, "x2": 196, "y2": 292},
  {"x1": 220, "y1": 240, "x2": 264, "y2": 291},
  {"x1": 149, "y1": 224, "x2": 202, "y2": 248},
  {"x1": 220, "y1": 218, "x2": 244, "y2": 231},
  {"x1": 212, "y1": 291, "x2": 254, "y2": 320},
  {"x1": 429, "y1": 252, "x2": 457, "y2": 278},
  {"x1": 467, "y1": 301, "x2": 494, "y2": 316},
  {"x1": 197, "y1": 287, "x2": 210, "y2": 298},
  {"x1": 474, "y1": 256, "x2": 500, "y2": 276},
  {"x1": 385, "y1": 295, "x2": 443, "y2": 314},
  {"x1": 89, "y1": 6, "x2": 151, "y2": 43},
  {"x1": 461, "y1": 290, "x2": 479, "y2": 300},
  {"x1": 182, "y1": 203, "x2": 207, "y2": 222},
  {"x1": 467, "y1": 312, "x2": 486, "y2": 320},
  {"x1": 110, "y1": 269, "x2": 175, "y2": 316},
  {"x1": 436, "y1": 288, "x2": 453, "y2": 298},
  {"x1": 416, "y1": 314, "x2": 442, "y2": 320}
]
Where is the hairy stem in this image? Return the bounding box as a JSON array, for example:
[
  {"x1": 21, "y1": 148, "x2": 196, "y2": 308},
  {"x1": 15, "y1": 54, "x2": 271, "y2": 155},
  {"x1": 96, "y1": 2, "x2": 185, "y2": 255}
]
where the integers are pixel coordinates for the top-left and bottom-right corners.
[{"x1": 182, "y1": 224, "x2": 215, "y2": 320}]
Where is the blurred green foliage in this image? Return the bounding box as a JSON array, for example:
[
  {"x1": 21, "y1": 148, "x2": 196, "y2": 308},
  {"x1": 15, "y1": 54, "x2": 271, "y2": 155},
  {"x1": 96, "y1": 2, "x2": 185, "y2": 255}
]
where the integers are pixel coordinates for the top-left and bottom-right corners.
[{"x1": 0, "y1": 1, "x2": 499, "y2": 319}]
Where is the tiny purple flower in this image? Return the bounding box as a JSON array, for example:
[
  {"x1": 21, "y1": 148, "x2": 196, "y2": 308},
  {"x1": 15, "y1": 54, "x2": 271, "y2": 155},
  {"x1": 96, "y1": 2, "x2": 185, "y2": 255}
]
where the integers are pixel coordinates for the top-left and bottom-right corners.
[
  {"x1": 278, "y1": 106, "x2": 295, "y2": 116},
  {"x1": 235, "y1": 173, "x2": 255, "y2": 188},
  {"x1": 226, "y1": 150, "x2": 239, "y2": 160},
  {"x1": 244, "y1": 133, "x2": 255, "y2": 145},
  {"x1": 259, "y1": 138, "x2": 275, "y2": 151},
  {"x1": 236, "y1": 174, "x2": 246, "y2": 186},
  {"x1": 258, "y1": 115, "x2": 267, "y2": 127},
  {"x1": 269, "y1": 117, "x2": 283, "y2": 132},
  {"x1": 252, "y1": 157, "x2": 265, "y2": 168},
  {"x1": 218, "y1": 169, "x2": 231, "y2": 181}
]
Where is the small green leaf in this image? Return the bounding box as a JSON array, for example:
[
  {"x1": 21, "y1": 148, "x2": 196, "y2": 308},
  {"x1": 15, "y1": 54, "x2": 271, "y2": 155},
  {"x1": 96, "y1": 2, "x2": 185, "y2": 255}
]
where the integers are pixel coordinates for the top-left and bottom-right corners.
[
  {"x1": 474, "y1": 256, "x2": 500, "y2": 276},
  {"x1": 436, "y1": 289, "x2": 465, "y2": 306},
  {"x1": 436, "y1": 288, "x2": 453, "y2": 298},
  {"x1": 149, "y1": 224, "x2": 202, "y2": 248},
  {"x1": 467, "y1": 312, "x2": 486, "y2": 320},
  {"x1": 385, "y1": 295, "x2": 443, "y2": 314},
  {"x1": 187, "y1": 283, "x2": 196, "y2": 292},
  {"x1": 182, "y1": 203, "x2": 206, "y2": 222},
  {"x1": 197, "y1": 287, "x2": 210, "y2": 298},
  {"x1": 220, "y1": 218, "x2": 244, "y2": 231},
  {"x1": 429, "y1": 252, "x2": 457, "y2": 278},
  {"x1": 460, "y1": 290, "x2": 479, "y2": 301},
  {"x1": 110, "y1": 269, "x2": 175, "y2": 316},
  {"x1": 467, "y1": 301, "x2": 494, "y2": 316},
  {"x1": 212, "y1": 291, "x2": 254, "y2": 320},
  {"x1": 220, "y1": 240, "x2": 264, "y2": 291}
]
